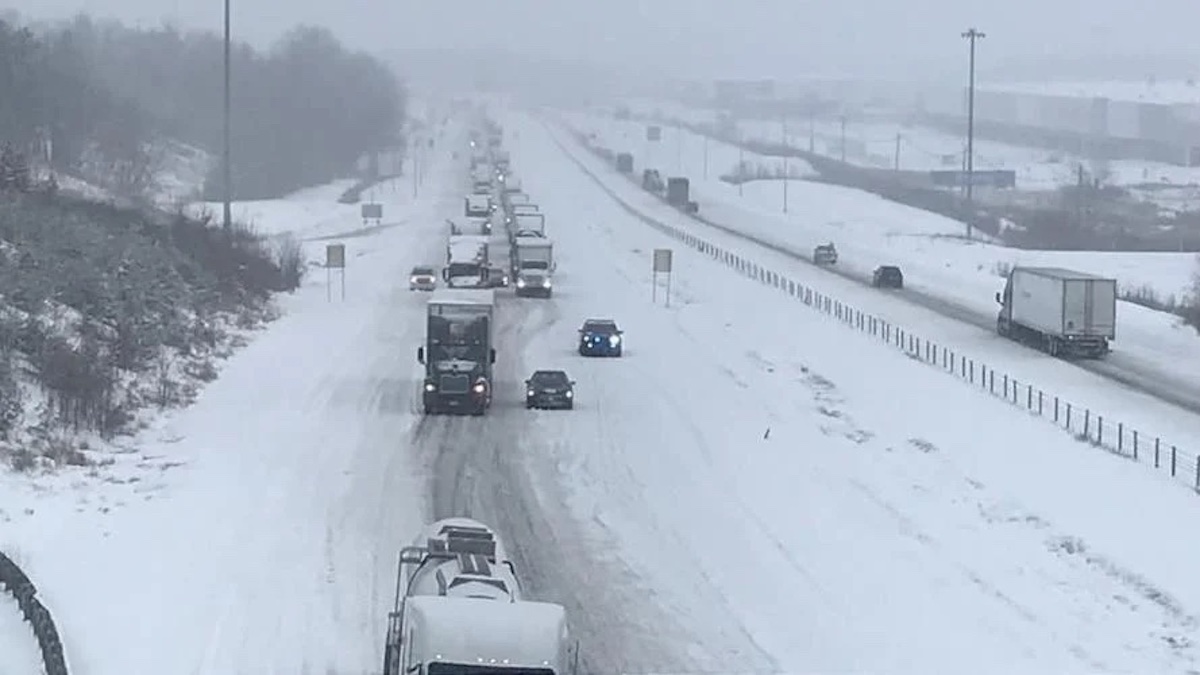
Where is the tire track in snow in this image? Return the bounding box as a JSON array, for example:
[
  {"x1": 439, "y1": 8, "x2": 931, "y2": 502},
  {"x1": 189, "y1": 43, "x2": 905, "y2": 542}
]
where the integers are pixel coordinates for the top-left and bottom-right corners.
[{"x1": 417, "y1": 292, "x2": 702, "y2": 674}]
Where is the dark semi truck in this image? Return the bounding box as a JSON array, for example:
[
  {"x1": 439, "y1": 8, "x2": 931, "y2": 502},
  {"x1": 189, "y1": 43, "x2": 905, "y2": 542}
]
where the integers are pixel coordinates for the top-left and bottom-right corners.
[{"x1": 416, "y1": 289, "x2": 496, "y2": 415}]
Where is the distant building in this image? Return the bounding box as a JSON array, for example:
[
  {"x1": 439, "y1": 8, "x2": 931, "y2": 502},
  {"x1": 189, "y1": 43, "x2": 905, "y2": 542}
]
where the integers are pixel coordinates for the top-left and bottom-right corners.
[{"x1": 918, "y1": 80, "x2": 1200, "y2": 166}]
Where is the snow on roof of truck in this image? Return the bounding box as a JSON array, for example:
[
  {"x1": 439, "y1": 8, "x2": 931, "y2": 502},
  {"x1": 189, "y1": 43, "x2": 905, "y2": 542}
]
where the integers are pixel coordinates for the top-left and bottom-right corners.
[
  {"x1": 1017, "y1": 266, "x2": 1116, "y2": 282},
  {"x1": 429, "y1": 289, "x2": 496, "y2": 306},
  {"x1": 406, "y1": 596, "x2": 567, "y2": 669}
]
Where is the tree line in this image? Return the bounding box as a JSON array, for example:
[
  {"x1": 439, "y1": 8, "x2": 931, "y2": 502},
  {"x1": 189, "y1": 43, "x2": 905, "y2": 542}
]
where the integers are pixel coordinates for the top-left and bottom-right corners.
[{"x1": 0, "y1": 13, "x2": 405, "y2": 200}]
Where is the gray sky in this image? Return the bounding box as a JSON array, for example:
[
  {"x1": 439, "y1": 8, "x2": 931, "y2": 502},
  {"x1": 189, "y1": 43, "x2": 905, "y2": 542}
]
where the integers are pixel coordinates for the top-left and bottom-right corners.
[{"x1": 14, "y1": 0, "x2": 1200, "y2": 79}]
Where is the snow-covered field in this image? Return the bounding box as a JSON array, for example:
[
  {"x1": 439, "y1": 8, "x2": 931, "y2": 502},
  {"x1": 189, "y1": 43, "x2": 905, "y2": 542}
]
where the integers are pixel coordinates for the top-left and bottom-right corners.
[
  {"x1": 0, "y1": 136, "x2": 453, "y2": 673},
  {"x1": 9, "y1": 104, "x2": 1200, "y2": 673},
  {"x1": 628, "y1": 98, "x2": 1200, "y2": 195},
  {"x1": 561, "y1": 109, "x2": 1200, "y2": 411},
  {"x1": 0, "y1": 592, "x2": 41, "y2": 674}
]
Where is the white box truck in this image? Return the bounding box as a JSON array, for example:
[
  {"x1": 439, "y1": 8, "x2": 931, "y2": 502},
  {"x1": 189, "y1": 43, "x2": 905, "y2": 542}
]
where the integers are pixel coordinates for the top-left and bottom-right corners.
[{"x1": 995, "y1": 266, "x2": 1116, "y2": 358}]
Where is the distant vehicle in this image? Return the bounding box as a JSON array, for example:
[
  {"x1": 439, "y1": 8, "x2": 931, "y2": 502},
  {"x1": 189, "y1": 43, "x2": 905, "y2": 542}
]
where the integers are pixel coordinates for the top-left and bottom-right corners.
[
  {"x1": 666, "y1": 177, "x2": 699, "y2": 213},
  {"x1": 524, "y1": 370, "x2": 575, "y2": 410},
  {"x1": 515, "y1": 270, "x2": 552, "y2": 298},
  {"x1": 485, "y1": 266, "x2": 509, "y2": 288},
  {"x1": 409, "y1": 266, "x2": 438, "y2": 291},
  {"x1": 464, "y1": 194, "x2": 490, "y2": 218},
  {"x1": 616, "y1": 152, "x2": 634, "y2": 174},
  {"x1": 578, "y1": 319, "x2": 623, "y2": 357},
  {"x1": 995, "y1": 266, "x2": 1116, "y2": 359},
  {"x1": 872, "y1": 265, "x2": 904, "y2": 289},
  {"x1": 642, "y1": 169, "x2": 664, "y2": 193},
  {"x1": 813, "y1": 243, "x2": 838, "y2": 265}
]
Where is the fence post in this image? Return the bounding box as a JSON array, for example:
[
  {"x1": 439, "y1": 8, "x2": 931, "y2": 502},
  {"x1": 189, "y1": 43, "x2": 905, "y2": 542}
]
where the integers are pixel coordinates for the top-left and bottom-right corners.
[
  {"x1": 1118, "y1": 423, "x2": 1123, "y2": 454},
  {"x1": 1133, "y1": 430, "x2": 1138, "y2": 460},
  {"x1": 1172, "y1": 446, "x2": 1178, "y2": 477},
  {"x1": 1155, "y1": 438, "x2": 1161, "y2": 468},
  {"x1": 1097, "y1": 417, "x2": 1103, "y2": 445}
]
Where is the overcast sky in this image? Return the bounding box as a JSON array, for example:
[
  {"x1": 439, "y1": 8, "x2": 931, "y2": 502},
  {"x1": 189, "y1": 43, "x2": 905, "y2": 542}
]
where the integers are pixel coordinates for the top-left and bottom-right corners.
[{"x1": 13, "y1": 0, "x2": 1200, "y2": 79}]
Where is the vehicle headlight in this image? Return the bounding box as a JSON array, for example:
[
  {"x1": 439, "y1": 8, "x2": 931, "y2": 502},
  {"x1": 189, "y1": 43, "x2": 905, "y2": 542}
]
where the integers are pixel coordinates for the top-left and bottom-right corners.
[
  {"x1": 424, "y1": 383, "x2": 436, "y2": 392},
  {"x1": 410, "y1": 276, "x2": 418, "y2": 283},
  {"x1": 472, "y1": 382, "x2": 486, "y2": 393},
  {"x1": 516, "y1": 279, "x2": 526, "y2": 288},
  {"x1": 609, "y1": 335, "x2": 621, "y2": 345},
  {"x1": 564, "y1": 390, "x2": 573, "y2": 398},
  {"x1": 543, "y1": 279, "x2": 552, "y2": 287},
  {"x1": 526, "y1": 389, "x2": 535, "y2": 397}
]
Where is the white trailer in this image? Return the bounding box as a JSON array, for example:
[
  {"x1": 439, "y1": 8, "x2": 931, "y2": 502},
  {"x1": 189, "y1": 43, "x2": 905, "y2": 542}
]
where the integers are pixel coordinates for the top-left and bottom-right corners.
[
  {"x1": 996, "y1": 266, "x2": 1116, "y2": 358},
  {"x1": 445, "y1": 235, "x2": 490, "y2": 287},
  {"x1": 465, "y1": 194, "x2": 491, "y2": 218},
  {"x1": 382, "y1": 519, "x2": 577, "y2": 675},
  {"x1": 513, "y1": 213, "x2": 546, "y2": 237},
  {"x1": 513, "y1": 238, "x2": 554, "y2": 274}
]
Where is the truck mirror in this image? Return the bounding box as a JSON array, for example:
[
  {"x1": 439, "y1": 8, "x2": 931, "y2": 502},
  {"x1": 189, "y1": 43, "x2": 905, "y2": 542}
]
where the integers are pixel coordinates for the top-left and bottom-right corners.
[
  {"x1": 417, "y1": 347, "x2": 424, "y2": 364},
  {"x1": 490, "y1": 348, "x2": 496, "y2": 364},
  {"x1": 994, "y1": 292, "x2": 1001, "y2": 304},
  {"x1": 441, "y1": 268, "x2": 449, "y2": 281}
]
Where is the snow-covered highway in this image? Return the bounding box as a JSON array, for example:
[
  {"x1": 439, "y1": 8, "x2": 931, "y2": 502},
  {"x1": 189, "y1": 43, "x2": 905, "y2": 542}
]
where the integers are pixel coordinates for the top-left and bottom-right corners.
[{"x1": 6, "y1": 105, "x2": 1200, "y2": 674}]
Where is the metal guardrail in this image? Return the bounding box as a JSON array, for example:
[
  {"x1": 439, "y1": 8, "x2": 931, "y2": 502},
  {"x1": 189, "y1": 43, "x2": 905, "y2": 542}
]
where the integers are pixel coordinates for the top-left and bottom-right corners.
[{"x1": 0, "y1": 551, "x2": 69, "y2": 675}]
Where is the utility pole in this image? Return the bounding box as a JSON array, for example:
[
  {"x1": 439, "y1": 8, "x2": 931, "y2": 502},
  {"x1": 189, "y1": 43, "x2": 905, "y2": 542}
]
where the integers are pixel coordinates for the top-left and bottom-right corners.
[
  {"x1": 738, "y1": 144, "x2": 744, "y2": 197},
  {"x1": 222, "y1": 0, "x2": 232, "y2": 235},
  {"x1": 782, "y1": 116, "x2": 788, "y2": 213},
  {"x1": 962, "y1": 27, "x2": 985, "y2": 240},
  {"x1": 839, "y1": 115, "x2": 847, "y2": 163}
]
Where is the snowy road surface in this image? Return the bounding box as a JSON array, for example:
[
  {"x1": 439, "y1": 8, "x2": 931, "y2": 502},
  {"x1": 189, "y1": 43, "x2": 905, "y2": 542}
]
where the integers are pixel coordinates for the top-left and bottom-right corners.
[
  {"x1": 0, "y1": 592, "x2": 40, "y2": 674},
  {"x1": 562, "y1": 109, "x2": 1200, "y2": 423},
  {"x1": 489, "y1": 109, "x2": 1200, "y2": 672},
  {"x1": 553, "y1": 111, "x2": 1200, "y2": 460}
]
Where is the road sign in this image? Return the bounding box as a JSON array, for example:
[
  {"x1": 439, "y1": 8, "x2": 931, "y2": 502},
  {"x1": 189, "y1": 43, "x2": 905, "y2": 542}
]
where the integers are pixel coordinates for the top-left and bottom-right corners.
[
  {"x1": 326, "y1": 243, "x2": 345, "y2": 268},
  {"x1": 646, "y1": 125, "x2": 662, "y2": 142},
  {"x1": 361, "y1": 202, "x2": 383, "y2": 220},
  {"x1": 326, "y1": 243, "x2": 346, "y2": 301},
  {"x1": 652, "y1": 248, "x2": 672, "y2": 272}
]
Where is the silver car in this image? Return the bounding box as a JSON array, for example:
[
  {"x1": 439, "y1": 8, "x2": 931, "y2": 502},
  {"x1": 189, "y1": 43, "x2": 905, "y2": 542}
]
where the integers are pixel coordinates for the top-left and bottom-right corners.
[{"x1": 409, "y1": 266, "x2": 438, "y2": 291}]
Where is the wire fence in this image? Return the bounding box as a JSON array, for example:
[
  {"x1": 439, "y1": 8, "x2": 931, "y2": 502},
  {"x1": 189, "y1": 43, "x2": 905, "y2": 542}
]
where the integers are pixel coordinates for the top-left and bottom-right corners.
[
  {"x1": 555, "y1": 123, "x2": 1200, "y2": 495},
  {"x1": 0, "y1": 550, "x2": 70, "y2": 675}
]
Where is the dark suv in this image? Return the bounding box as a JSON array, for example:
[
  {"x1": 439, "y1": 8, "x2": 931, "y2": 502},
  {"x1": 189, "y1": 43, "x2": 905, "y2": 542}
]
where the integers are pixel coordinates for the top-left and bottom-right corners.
[
  {"x1": 525, "y1": 370, "x2": 575, "y2": 410},
  {"x1": 872, "y1": 265, "x2": 904, "y2": 289}
]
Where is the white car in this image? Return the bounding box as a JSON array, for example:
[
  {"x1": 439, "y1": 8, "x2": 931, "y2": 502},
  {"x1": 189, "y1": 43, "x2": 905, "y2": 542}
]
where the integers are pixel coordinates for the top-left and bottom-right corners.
[{"x1": 409, "y1": 266, "x2": 438, "y2": 291}]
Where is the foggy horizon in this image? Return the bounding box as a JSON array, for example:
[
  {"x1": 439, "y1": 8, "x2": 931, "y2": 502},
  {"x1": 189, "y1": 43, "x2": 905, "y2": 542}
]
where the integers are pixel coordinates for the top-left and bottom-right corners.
[{"x1": 12, "y1": 0, "x2": 1200, "y2": 83}]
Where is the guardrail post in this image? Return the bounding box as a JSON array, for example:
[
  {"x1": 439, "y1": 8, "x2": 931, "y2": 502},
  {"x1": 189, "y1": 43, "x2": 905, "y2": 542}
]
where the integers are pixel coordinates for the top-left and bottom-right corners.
[
  {"x1": 1118, "y1": 423, "x2": 1124, "y2": 454},
  {"x1": 1172, "y1": 446, "x2": 1178, "y2": 476},
  {"x1": 1084, "y1": 409, "x2": 1091, "y2": 440},
  {"x1": 1037, "y1": 390, "x2": 1043, "y2": 415},
  {"x1": 1133, "y1": 430, "x2": 1138, "y2": 460},
  {"x1": 1097, "y1": 416, "x2": 1103, "y2": 445},
  {"x1": 1026, "y1": 385, "x2": 1032, "y2": 409},
  {"x1": 1155, "y1": 438, "x2": 1161, "y2": 468},
  {"x1": 1065, "y1": 403, "x2": 1072, "y2": 431}
]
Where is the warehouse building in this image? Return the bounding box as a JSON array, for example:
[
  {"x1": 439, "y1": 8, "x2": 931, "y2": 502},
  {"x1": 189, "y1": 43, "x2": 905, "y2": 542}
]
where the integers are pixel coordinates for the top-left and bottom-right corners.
[{"x1": 918, "y1": 81, "x2": 1200, "y2": 166}]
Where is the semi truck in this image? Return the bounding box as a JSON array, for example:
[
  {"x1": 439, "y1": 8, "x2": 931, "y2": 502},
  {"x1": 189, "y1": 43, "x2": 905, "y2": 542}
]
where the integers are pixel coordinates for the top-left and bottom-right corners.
[
  {"x1": 444, "y1": 235, "x2": 491, "y2": 288},
  {"x1": 512, "y1": 237, "x2": 554, "y2": 275},
  {"x1": 464, "y1": 194, "x2": 491, "y2": 218},
  {"x1": 666, "y1": 177, "x2": 699, "y2": 213},
  {"x1": 995, "y1": 266, "x2": 1117, "y2": 358},
  {"x1": 511, "y1": 213, "x2": 546, "y2": 239},
  {"x1": 417, "y1": 290, "x2": 496, "y2": 415},
  {"x1": 382, "y1": 518, "x2": 575, "y2": 675}
]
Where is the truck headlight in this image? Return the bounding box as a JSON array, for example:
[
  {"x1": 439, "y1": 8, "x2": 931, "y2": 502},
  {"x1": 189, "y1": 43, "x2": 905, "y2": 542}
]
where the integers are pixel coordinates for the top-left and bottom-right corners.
[
  {"x1": 473, "y1": 382, "x2": 486, "y2": 393},
  {"x1": 609, "y1": 335, "x2": 621, "y2": 346},
  {"x1": 410, "y1": 276, "x2": 418, "y2": 283},
  {"x1": 565, "y1": 390, "x2": 573, "y2": 398},
  {"x1": 526, "y1": 389, "x2": 535, "y2": 397},
  {"x1": 516, "y1": 279, "x2": 526, "y2": 288},
  {"x1": 424, "y1": 383, "x2": 436, "y2": 392}
]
